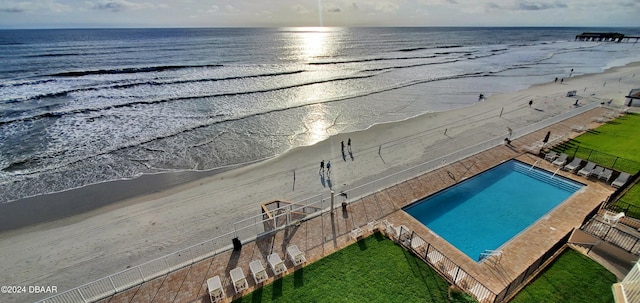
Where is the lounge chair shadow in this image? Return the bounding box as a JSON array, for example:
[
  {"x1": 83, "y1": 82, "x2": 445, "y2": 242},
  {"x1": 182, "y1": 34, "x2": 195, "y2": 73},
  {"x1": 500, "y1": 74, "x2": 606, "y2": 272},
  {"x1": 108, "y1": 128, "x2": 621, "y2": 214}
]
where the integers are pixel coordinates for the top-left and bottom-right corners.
[
  {"x1": 224, "y1": 249, "x2": 242, "y2": 274},
  {"x1": 357, "y1": 239, "x2": 367, "y2": 251},
  {"x1": 293, "y1": 268, "x2": 304, "y2": 288},
  {"x1": 271, "y1": 278, "x2": 283, "y2": 299},
  {"x1": 250, "y1": 288, "x2": 264, "y2": 303}
]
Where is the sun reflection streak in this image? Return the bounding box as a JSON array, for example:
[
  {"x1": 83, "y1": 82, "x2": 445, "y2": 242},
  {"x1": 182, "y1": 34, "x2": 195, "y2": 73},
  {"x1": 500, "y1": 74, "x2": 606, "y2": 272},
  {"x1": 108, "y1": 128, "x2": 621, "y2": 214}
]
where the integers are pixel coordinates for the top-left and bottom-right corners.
[
  {"x1": 304, "y1": 103, "x2": 331, "y2": 145},
  {"x1": 286, "y1": 27, "x2": 338, "y2": 61}
]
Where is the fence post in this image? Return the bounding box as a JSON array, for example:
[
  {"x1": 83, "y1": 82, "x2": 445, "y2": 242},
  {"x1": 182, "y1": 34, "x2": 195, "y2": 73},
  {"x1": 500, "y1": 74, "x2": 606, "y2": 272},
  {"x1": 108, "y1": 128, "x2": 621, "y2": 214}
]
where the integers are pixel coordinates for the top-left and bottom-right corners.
[
  {"x1": 587, "y1": 149, "x2": 593, "y2": 161},
  {"x1": 612, "y1": 157, "x2": 619, "y2": 169}
]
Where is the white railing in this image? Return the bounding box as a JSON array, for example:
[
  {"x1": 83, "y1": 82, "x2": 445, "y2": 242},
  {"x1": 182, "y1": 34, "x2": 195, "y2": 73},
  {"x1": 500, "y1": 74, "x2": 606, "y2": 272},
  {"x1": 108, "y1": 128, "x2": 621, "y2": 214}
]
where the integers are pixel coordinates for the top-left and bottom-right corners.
[
  {"x1": 619, "y1": 259, "x2": 640, "y2": 303},
  {"x1": 39, "y1": 101, "x2": 601, "y2": 303}
]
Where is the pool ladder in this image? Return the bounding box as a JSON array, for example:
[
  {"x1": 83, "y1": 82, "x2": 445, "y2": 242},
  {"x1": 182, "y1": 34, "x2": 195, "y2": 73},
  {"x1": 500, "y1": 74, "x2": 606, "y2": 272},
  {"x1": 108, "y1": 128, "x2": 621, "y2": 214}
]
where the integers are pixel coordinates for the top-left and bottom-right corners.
[
  {"x1": 528, "y1": 160, "x2": 539, "y2": 171},
  {"x1": 479, "y1": 249, "x2": 503, "y2": 263},
  {"x1": 551, "y1": 168, "x2": 561, "y2": 179}
]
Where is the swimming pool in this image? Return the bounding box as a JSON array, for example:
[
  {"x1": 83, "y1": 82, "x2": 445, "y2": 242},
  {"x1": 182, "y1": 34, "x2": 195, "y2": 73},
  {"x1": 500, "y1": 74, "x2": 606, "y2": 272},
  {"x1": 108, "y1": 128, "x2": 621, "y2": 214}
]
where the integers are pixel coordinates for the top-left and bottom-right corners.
[{"x1": 403, "y1": 160, "x2": 584, "y2": 262}]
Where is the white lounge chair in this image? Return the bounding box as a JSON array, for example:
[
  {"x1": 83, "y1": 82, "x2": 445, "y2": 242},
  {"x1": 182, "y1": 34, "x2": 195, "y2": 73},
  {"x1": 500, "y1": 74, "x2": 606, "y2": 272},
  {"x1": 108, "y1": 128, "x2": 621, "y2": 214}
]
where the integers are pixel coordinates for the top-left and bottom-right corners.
[
  {"x1": 366, "y1": 220, "x2": 378, "y2": 232},
  {"x1": 229, "y1": 267, "x2": 248, "y2": 294},
  {"x1": 350, "y1": 227, "x2": 363, "y2": 240},
  {"x1": 552, "y1": 153, "x2": 568, "y2": 166},
  {"x1": 410, "y1": 236, "x2": 426, "y2": 253},
  {"x1": 600, "y1": 169, "x2": 613, "y2": 182},
  {"x1": 590, "y1": 166, "x2": 604, "y2": 179},
  {"x1": 427, "y1": 250, "x2": 444, "y2": 265},
  {"x1": 603, "y1": 211, "x2": 625, "y2": 225},
  {"x1": 287, "y1": 245, "x2": 306, "y2": 266},
  {"x1": 206, "y1": 275, "x2": 224, "y2": 303},
  {"x1": 249, "y1": 260, "x2": 268, "y2": 284},
  {"x1": 563, "y1": 157, "x2": 583, "y2": 172},
  {"x1": 448, "y1": 268, "x2": 467, "y2": 284},
  {"x1": 267, "y1": 253, "x2": 287, "y2": 276},
  {"x1": 577, "y1": 162, "x2": 596, "y2": 176},
  {"x1": 544, "y1": 151, "x2": 558, "y2": 162},
  {"x1": 612, "y1": 172, "x2": 631, "y2": 188}
]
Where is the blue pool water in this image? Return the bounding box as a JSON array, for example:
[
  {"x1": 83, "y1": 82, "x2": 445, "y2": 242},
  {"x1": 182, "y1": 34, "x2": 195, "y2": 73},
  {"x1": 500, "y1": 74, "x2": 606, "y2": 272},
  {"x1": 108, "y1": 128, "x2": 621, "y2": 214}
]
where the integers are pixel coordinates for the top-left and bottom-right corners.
[{"x1": 404, "y1": 160, "x2": 584, "y2": 262}]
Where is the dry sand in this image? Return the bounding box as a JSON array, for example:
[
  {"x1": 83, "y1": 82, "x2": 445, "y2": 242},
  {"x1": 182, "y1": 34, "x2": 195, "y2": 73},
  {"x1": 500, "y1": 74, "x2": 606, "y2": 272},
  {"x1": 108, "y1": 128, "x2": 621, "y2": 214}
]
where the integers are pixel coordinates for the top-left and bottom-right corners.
[{"x1": 1, "y1": 62, "x2": 639, "y2": 302}]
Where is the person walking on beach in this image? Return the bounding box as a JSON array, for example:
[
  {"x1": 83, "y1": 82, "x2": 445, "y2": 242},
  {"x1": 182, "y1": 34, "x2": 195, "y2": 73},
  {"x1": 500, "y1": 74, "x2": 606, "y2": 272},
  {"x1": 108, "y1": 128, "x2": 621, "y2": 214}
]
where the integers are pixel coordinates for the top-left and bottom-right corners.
[
  {"x1": 560, "y1": 78, "x2": 564, "y2": 84},
  {"x1": 320, "y1": 160, "x2": 325, "y2": 174},
  {"x1": 529, "y1": 99, "x2": 533, "y2": 107},
  {"x1": 347, "y1": 138, "x2": 351, "y2": 152},
  {"x1": 554, "y1": 77, "x2": 558, "y2": 83},
  {"x1": 341, "y1": 141, "x2": 345, "y2": 154},
  {"x1": 326, "y1": 161, "x2": 331, "y2": 175}
]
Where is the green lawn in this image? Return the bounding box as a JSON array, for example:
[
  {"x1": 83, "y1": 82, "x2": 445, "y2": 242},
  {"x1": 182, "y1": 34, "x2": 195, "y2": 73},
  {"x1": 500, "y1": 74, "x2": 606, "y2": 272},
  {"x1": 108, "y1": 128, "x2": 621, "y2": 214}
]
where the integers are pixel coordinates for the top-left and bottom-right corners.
[
  {"x1": 234, "y1": 233, "x2": 475, "y2": 303},
  {"x1": 553, "y1": 112, "x2": 640, "y2": 173},
  {"x1": 510, "y1": 249, "x2": 617, "y2": 303}
]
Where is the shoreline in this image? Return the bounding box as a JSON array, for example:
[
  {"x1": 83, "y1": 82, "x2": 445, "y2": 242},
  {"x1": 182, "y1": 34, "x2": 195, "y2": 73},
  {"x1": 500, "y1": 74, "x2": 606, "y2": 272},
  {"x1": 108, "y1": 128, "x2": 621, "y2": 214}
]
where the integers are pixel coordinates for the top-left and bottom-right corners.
[{"x1": 3, "y1": 61, "x2": 639, "y2": 233}]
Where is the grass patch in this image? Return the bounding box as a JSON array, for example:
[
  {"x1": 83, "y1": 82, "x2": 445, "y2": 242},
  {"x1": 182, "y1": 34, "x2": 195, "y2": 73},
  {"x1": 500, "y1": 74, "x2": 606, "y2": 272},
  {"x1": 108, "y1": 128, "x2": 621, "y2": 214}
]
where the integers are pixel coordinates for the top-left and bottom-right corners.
[
  {"x1": 553, "y1": 112, "x2": 640, "y2": 173},
  {"x1": 510, "y1": 249, "x2": 616, "y2": 303},
  {"x1": 234, "y1": 233, "x2": 465, "y2": 303}
]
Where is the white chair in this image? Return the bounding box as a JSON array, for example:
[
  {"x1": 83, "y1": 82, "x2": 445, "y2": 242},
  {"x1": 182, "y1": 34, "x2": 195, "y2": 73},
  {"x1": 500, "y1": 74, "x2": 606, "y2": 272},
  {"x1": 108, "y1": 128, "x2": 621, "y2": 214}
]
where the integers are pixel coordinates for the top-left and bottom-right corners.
[
  {"x1": 552, "y1": 153, "x2": 568, "y2": 166},
  {"x1": 563, "y1": 157, "x2": 583, "y2": 172},
  {"x1": 603, "y1": 211, "x2": 625, "y2": 225},
  {"x1": 367, "y1": 220, "x2": 378, "y2": 232},
  {"x1": 249, "y1": 260, "x2": 269, "y2": 284},
  {"x1": 600, "y1": 169, "x2": 613, "y2": 182},
  {"x1": 577, "y1": 162, "x2": 596, "y2": 176},
  {"x1": 350, "y1": 227, "x2": 364, "y2": 240},
  {"x1": 427, "y1": 250, "x2": 444, "y2": 265},
  {"x1": 544, "y1": 151, "x2": 558, "y2": 162},
  {"x1": 267, "y1": 253, "x2": 287, "y2": 276},
  {"x1": 287, "y1": 245, "x2": 306, "y2": 266},
  {"x1": 206, "y1": 275, "x2": 224, "y2": 303},
  {"x1": 612, "y1": 172, "x2": 631, "y2": 188},
  {"x1": 229, "y1": 267, "x2": 248, "y2": 294}
]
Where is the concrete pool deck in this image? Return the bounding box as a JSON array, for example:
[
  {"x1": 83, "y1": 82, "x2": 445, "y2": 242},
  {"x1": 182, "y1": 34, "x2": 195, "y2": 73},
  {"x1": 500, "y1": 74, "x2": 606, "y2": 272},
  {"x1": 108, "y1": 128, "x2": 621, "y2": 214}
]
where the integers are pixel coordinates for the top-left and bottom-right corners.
[{"x1": 96, "y1": 107, "x2": 615, "y2": 303}]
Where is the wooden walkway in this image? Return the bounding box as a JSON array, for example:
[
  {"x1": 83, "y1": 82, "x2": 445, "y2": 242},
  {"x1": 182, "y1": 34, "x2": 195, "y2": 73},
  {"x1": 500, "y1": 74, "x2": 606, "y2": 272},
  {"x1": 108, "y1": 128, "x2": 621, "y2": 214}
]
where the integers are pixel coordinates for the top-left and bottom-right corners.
[{"x1": 98, "y1": 107, "x2": 617, "y2": 303}]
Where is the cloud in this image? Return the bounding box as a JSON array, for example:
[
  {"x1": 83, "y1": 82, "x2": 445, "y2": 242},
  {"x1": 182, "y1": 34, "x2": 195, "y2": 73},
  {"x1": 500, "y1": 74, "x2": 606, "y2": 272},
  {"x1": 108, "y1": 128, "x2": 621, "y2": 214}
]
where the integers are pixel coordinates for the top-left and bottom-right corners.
[
  {"x1": 91, "y1": 0, "x2": 155, "y2": 12},
  {"x1": 0, "y1": 0, "x2": 71, "y2": 14},
  {"x1": 374, "y1": 2, "x2": 400, "y2": 13},
  {"x1": 293, "y1": 4, "x2": 311, "y2": 14},
  {"x1": 352, "y1": 2, "x2": 358, "y2": 10},
  {"x1": 517, "y1": 1, "x2": 568, "y2": 10},
  {"x1": 327, "y1": 7, "x2": 342, "y2": 13}
]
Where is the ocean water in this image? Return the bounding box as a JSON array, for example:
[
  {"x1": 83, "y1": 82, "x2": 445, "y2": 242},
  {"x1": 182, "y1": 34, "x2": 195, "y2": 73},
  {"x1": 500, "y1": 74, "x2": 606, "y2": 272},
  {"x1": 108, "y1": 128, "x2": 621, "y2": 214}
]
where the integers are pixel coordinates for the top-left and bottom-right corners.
[{"x1": 1, "y1": 27, "x2": 639, "y2": 204}]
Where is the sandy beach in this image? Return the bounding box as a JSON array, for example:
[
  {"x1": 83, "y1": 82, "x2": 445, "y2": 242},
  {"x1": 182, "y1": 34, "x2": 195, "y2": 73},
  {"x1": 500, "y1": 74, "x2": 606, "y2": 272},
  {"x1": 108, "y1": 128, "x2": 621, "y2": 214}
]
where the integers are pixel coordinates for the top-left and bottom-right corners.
[{"x1": 1, "y1": 62, "x2": 639, "y2": 302}]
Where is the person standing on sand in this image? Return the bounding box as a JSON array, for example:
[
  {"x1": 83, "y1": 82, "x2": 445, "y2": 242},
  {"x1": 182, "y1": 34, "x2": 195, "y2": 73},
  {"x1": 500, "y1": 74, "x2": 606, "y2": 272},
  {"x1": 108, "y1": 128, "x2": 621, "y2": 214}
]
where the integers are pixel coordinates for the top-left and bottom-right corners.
[
  {"x1": 560, "y1": 78, "x2": 564, "y2": 84},
  {"x1": 529, "y1": 100, "x2": 533, "y2": 107},
  {"x1": 320, "y1": 160, "x2": 325, "y2": 174}
]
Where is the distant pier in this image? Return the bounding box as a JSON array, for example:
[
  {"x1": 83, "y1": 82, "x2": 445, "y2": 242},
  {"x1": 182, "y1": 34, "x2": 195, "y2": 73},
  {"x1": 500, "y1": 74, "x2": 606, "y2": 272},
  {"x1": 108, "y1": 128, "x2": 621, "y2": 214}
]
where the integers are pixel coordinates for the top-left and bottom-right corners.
[{"x1": 575, "y1": 32, "x2": 640, "y2": 42}]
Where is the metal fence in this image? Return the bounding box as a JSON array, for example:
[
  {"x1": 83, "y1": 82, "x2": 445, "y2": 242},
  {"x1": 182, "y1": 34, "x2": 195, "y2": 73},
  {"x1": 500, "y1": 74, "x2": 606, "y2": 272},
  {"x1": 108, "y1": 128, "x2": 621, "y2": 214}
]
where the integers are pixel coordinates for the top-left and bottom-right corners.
[
  {"x1": 404, "y1": 229, "x2": 497, "y2": 303},
  {"x1": 553, "y1": 143, "x2": 640, "y2": 175},
  {"x1": 494, "y1": 231, "x2": 572, "y2": 303},
  {"x1": 40, "y1": 101, "x2": 601, "y2": 303},
  {"x1": 580, "y1": 217, "x2": 640, "y2": 255}
]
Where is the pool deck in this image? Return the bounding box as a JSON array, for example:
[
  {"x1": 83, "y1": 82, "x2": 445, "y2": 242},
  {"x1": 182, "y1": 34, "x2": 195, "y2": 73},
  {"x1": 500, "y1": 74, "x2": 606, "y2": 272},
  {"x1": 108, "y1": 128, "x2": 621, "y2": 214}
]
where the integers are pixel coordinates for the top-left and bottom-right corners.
[{"x1": 97, "y1": 107, "x2": 615, "y2": 303}]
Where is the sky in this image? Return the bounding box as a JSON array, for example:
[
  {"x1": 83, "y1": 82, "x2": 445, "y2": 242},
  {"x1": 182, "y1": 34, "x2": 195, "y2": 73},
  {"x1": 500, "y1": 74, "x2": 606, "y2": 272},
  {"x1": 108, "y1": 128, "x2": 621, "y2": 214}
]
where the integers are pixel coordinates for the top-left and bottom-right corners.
[{"x1": 0, "y1": 0, "x2": 638, "y2": 29}]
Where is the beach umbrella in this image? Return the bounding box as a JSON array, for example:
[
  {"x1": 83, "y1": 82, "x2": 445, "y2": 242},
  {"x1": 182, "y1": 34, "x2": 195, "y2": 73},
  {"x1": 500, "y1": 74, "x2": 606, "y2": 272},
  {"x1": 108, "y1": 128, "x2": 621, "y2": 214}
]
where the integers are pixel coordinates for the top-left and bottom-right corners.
[{"x1": 543, "y1": 131, "x2": 551, "y2": 143}]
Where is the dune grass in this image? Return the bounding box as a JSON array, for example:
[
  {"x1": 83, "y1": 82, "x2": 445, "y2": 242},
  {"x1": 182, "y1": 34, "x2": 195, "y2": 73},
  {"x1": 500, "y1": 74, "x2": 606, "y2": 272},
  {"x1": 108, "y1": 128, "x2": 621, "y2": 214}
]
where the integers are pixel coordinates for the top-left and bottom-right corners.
[
  {"x1": 510, "y1": 249, "x2": 616, "y2": 303},
  {"x1": 233, "y1": 233, "x2": 474, "y2": 303},
  {"x1": 553, "y1": 112, "x2": 640, "y2": 173}
]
